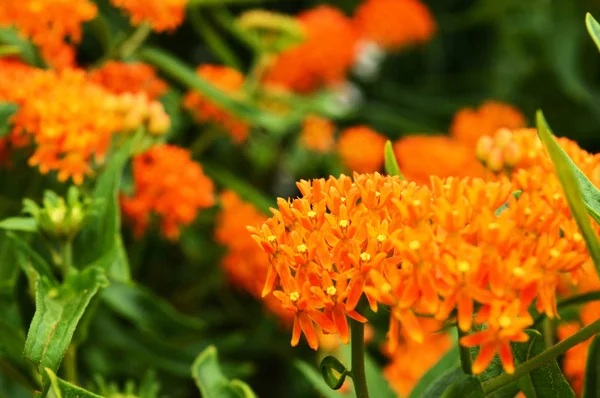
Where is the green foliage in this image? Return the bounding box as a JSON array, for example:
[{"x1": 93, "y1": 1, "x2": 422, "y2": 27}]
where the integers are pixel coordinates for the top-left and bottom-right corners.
[
  {"x1": 0, "y1": 217, "x2": 37, "y2": 232},
  {"x1": 440, "y1": 375, "x2": 485, "y2": 398},
  {"x1": 319, "y1": 356, "x2": 350, "y2": 390},
  {"x1": 46, "y1": 368, "x2": 103, "y2": 398},
  {"x1": 0, "y1": 102, "x2": 18, "y2": 138},
  {"x1": 409, "y1": 348, "x2": 461, "y2": 398},
  {"x1": 383, "y1": 140, "x2": 403, "y2": 178},
  {"x1": 192, "y1": 346, "x2": 257, "y2": 398},
  {"x1": 583, "y1": 335, "x2": 600, "y2": 398},
  {"x1": 294, "y1": 360, "x2": 343, "y2": 398},
  {"x1": 586, "y1": 13, "x2": 600, "y2": 52}
]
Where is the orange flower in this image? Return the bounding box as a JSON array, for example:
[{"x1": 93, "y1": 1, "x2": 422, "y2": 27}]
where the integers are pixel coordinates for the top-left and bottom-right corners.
[
  {"x1": 300, "y1": 115, "x2": 335, "y2": 153},
  {"x1": 121, "y1": 144, "x2": 215, "y2": 239},
  {"x1": 338, "y1": 126, "x2": 387, "y2": 173},
  {"x1": 183, "y1": 65, "x2": 249, "y2": 143},
  {"x1": 264, "y1": 6, "x2": 359, "y2": 93},
  {"x1": 89, "y1": 61, "x2": 168, "y2": 100},
  {"x1": 450, "y1": 101, "x2": 527, "y2": 147},
  {"x1": 110, "y1": 0, "x2": 187, "y2": 32},
  {"x1": 393, "y1": 135, "x2": 483, "y2": 184},
  {"x1": 0, "y1": 0, "x2": 97, "y2": 68},
  {"x1": 354, "y1": 0, "x2": 436, "y2": 50}
]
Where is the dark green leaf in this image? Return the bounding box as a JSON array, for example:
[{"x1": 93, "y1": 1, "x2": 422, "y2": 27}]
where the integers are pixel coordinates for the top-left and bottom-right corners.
[
  {"x1": 102, "y1": 280, "x2": 204, "y2": 338},
  {"x1": 192, "y1": 346, "x2": 257, "y2": 398},
  {"x1": 293, "y1": 360, "x2": 342, "y2": 398},
  {"x1": 536, "y1": 111, "x2": 600, "y2": 276},
  {"x1": 582, "y1": 335, "x2": 600, "y2": 398},
  {"x1": 422, "y1": 366, "x2": 465, "y2": 398},
  {"x1": 0, "y1": 217, "x2": 37, "y2": 232},
  {"x1": 440, "y1": 374, "x2": 485, "y2": 398},
  {"x1": 45, "y1": 368, "x2": 103, "y2": 398},
  {"x1": 24, "y1": 267, "x2": 109, "y2": 391},
  {"x1": 586, "y1": 13, "x2": 600, "y2": 52},
  {"x1": 0, "y1": 103, "x2": 18, "y2": 138},
  {"x1": 384, "y1": 140, "x2": 404, "y2": 178},
  {"x1": 7, "y1": 232, "x2": 56, "y2": 284},
  {"x1": 0, "y1": 28, "x2": 42, "y2": 66},
  {"x1": 512, "y1": 330, "x2": 574, "y2": 398},
  {"x1": 410, "y1": 347, "x2": 460, "y2": 398},
  {"x1": 137, "y1": 370, "x2": 161, "y2": 398},
  {"x1": 319, "y1": 356, "x2": 349, "y2": 390}
]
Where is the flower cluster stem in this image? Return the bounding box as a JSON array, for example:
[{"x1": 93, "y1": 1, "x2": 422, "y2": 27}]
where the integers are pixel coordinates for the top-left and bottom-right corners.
[
  {"x1": 457, "y1": 327, "x2": 473, "y2": 375},
  {"x1": 482, "y1": 318, "x2": 600, "y2": 394},
  {"x1": 350, "y1": 318, "x2": 369, "y2": 398},
  {"x1": 61, "y1": 240, "x2": 73, "y2": 276}
]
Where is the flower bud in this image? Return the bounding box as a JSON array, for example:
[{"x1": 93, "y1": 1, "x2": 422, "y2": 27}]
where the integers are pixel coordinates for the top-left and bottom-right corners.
[
  {"x1": 475, "y1": 135, "x2": 493, "y2": 163},
  {"x1": 503, "y1": 141, "x2": 522, "y2": 168},
  {"x1": 487, "y1": 148, "x2": 504, "y2": 173}
]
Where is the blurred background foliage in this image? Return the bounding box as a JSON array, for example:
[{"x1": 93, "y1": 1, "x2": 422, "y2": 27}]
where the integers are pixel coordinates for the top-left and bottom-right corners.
[{"x1": 3, "y1": 0, "x2": 600, "y2": 397}]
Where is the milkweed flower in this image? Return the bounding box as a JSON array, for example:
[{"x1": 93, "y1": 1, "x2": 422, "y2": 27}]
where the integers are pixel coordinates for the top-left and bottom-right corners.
[
  {"x1": 393, "y1": 135, "x2": 483, "y2": 184},
  {"x1": 89, "y1": 61, "x2": 168, "y2": 100},
  {"x1": 338, "y1": 126, "x2": 387, "y2": 173},
  {"x1": 300, "y1": 115, "x2": 335, "y2": 153},
  {"x1": 110, "y1": 0, "x2": 187, "y2": 32},
  {"x1": 0, "y1": 0, "x2": 97, "y2": 68},
  {"x1": 183, "y1": 65, "x2": 249, "y2": 143},
  {"x1": 450, "y1": 101, "x2": 527, "y2": 147},
  {"x1": 264, "y1": 6, "x2": 359, "y2": 93},
  {"x1": 354, "y1": 0, "x2": 436, "y2": 51},
  {"x1": 121, "y1": 144, "x2": 215, "y2": 240}
]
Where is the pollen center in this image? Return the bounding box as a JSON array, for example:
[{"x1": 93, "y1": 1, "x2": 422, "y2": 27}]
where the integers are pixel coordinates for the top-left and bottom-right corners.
[
  {"x1": 267, "y1": 235, "x2": 276, "y2": 243},
  {"x1": 339, "y1": 220, "x2": 349, "y2": 228},
  {"x1": 457, "y1": 261, "x2": 470, "y2": 273},
  {"x1": 377, "y1": 234, "x2": 386, "y2": 243},
  {"x1": 326, "y1": 286, "x2": 337, "y2": 296},
  {"x1": 573, "y1": 233, "x2": 582, "y2": 242},
  {"x1": 289, "y1": 292, "x2": 300, "y2": 302},
  {"x1": 499, "y1": 315, "x2": 511, "y2": 328},
  {"x1": 360, "y1": 252, "x2": 371, "y2": 262},
  {"x1": 549, "y1": 248, "x2": 560, "y2": 258},
  {"x1": 297, "y1": 244, "x2": 307, "y2": 253},
  {"x1": 409, "y1": 240, "x2": 420, "y2": 250},
  {"x1": 307, "y1": 210, "x2": 316, "y2": 218},
  {"x1": 512, "y1": 267, "x2": 525, "y2": 277}
]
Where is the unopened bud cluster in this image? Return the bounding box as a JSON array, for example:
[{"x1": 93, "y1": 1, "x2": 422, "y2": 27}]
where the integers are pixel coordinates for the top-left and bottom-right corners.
[
  {"x1": 475, "y1": 128, "x2": 522, "y2": 172},
  {"x1": 106, "y1": 93, "x2": 170, "y2": 136}
]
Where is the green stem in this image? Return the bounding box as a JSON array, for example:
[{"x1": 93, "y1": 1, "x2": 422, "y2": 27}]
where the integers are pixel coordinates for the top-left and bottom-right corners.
[
  {"x1": 457, "y1": 327, "x2": 473, "y2": 375},
  {"x1": 64, "y1": 344, "x2": 78, "y2": 384},
  {"x1": 350, "y1": 319, "x2": 369, "y2": 398},
  {"x1": 543, "y1": 318, "x2": 554, "y2": 349},
  {"x1": 188, "y1": 8, "x2": 241, "y2": 69},
  {"x1": 61, "y1": 240, "x2": 72, "y2": 276},
  {"x1": 482, "y1": 318, "x2": 600, "y2": 394},
  {"x1": 119, "y1": 22, "x2": 152, "y2": 59}
]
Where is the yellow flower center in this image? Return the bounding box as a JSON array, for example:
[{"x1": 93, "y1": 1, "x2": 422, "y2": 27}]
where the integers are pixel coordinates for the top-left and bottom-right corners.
[
  {"x1": 524, "y1": 208, "x2": 532, "y2": 215},
  {"x1": 381, "y1": 283, "x2": 391, "y2": 293},
  {"x1": 308, "y1": 210, "x2": 316, "y2": 218},
  {"x1": 360, "y1": 252, "x2": 371, "y2": 262},
  {"x1": 573, "y1": 233, "x2": 582, "y2": 242},
  {"x1": 297, "y1": 244, "x2": 307, "y2": 253},
  {"x1": 289, "y1": 292, "x2": 300, "y2": 302},
  {"x1": 488, "y1": 222, "x2": 499, "y2": 230},
  {"x1": 377, "y1": 234, "x2": 386, "y2": 243},
  {"x1": 267, "y1": 235, "x2": 277, "y2": 243},
  {"x1": 409, "y1": 240, "x2": 420, "y2": 250},
  {"x1": 339, "y1": 220, "x2": 349, "y2": 228},
  {"x1": 412, "y1": 199, "x2": 421, "y2": 207},
  {"x1": 512, "y1": 267, "x2": 525, "y2": 277},
  {"x1": 549, "y1": 249, "x2": 560, "y2": 258},
  {"x1": 499, "y1": 315, "x2": 512, "y2": 328},
  {"x1": 457, "y1": 261, "x2": 470, "y2": 273},
  {"x1": 326, "y1": 286, "x2": 337, "y2": 296}
]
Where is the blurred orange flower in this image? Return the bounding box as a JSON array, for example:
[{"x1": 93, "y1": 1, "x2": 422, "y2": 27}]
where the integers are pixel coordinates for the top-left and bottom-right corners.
[
  {"x1": 264, "y1": 6, "x2": 359, "y2": 93},
  {"x1": 89, "y1": 61, "x2": 168, "y2": 100},
  {"x1": 393, "y1": 135, "x2": 483, "y2": 184},
  {"x1": 354, "y1": 0, "x2": 436, "y2": 50},
  {"x1": 122, "y1": 145, "x2": 215, "y2": 239},
  {"x1": 183, "y1": 65, "x2": 249, "y2": 143},
  {"x1": 450, "y1": 101, "x2": 527, "y2": 147},
  {"x1": 338, "y1": 126, "x2": 387, "y2": 173},
  {"x1": 0, "y1": 0, "x2": 97, "y2": 68},
  {"x1": 300, "y1": 115, "x2": 335, "y2": 153},
  {"x1": 110, "y1": 0, "x2": 187, "y2": 32}
]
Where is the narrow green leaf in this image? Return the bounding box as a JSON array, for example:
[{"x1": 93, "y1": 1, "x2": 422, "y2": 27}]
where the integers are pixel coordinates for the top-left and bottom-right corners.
[
  {"x1": 495, "y1": 190, "x2": 522, "y2": 216},
  {"x1": 319, "y1": 356, "x2": 349, "y2": 390},
  {"x1": 536, "y1": 111, "x2": 600, "y2": 276},
  {"x1": 7, "y1": 232, "x2": 56, "y2": 283},
  {"x1": 512, "y1": 330, "x2": 574, "y2": 398},
  {"x1": 293, "y1": 360, "x2": 342, "y2": 398},
  {"x1": 0, "y1": 103, "x2": 18, "y2": 138},
  {"x1": 410, "y1": 347, "x2": 460, "y2": 398},
  {"x1": 0, "y1": 217, "x2": 36, "y2": 232},
  {"x1": 102, "y1": 280, "x2": 204, "y2": 338},
  {"x1": 24, "y1": 267, "x2": 109, "y2": 391},
  {"x1": 0, "y1": 28, "x2": 43, "y2": 66},
  {"x1": 422, "y1": 366, "x2": 465, "y2": 398},
  {"x1": 192, "y1": 346, "x2": 257, "y2": 398},
  {"x1": 586, "y1": 13, "x2": 600, "y2": 52},
  {"x1": 384, "y1": 140, "x2": 403, "y2": 178},
  {"x1": 440, "y1": 374, "x2": 485, "y2": 398},
  {"x1": 582, "y1": 335, "x2": 600, "y2": 398},
  {"x1": 45, "y1": 368, "x2": 104, "y2": 398}
]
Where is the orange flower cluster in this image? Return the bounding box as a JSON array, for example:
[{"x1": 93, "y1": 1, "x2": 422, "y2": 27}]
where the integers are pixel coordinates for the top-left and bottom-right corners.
[
  {"x1": 300, "y1": 115, "x2": 335, "y2": 153},
  {"x1": 0, "y1": 60, "x2": 170, "y2": 184},
  {"x1": 215, "y1": 191, "x2": 293, "y2": 322},
  {"x1": 0, "y1": 0, "x2": 97, "y2": 68},
  {"x1": 264, "y1": 6, "x2": 359, "y2": 93},
  {"x1": 249, "y1": 171, "x2": 590, "y2": 375},
  {"x1": 393, "y1": 101, "x2": 527, "y2": 183},
  {"x1": 110, "y1": 0, "x2": 187, "y2": 32},
  {"x1": 354, "y1": 0, "x2": 436, "y2": 50},
  {"x1": 89, "y1": 61, "x2": 168, "y2": 100},
  {"x1": 121, "y1": 145, "x2": 214, "y2": 239},
  {"x1": 338, "y1": 126, "x2": 387, "y2": 173},
  {"x1": 183, "y1": 65, "x2": 250, "y2": 143}
]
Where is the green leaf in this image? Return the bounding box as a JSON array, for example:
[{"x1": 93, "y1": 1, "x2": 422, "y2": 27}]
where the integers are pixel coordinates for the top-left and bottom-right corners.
[
  {"x1": 7, "y1": 232, "x2": 56, "y2": 284},
  {"x1": 410, "y1": 347, "x2": 460, "y2": 398},
  {"x1": 495, "y1": 190, "x2": 522, "y2": 216},
  {"x1": 319, "y1": 356, "x2": 350, "y2": 390},
  {"x1": 102, "y1": 280, "x2": 204, "y2": 338},
  {"x1": 536, "y1": 111, "x2": 600, "y2": 277},
  {"x1": 45, "y1": 368, "x2": 104, "y2": 398},
  {"x1": 586, "y1": 13, "x2": 600, "y2": 52},
  {"x1": 513, "y1": 330, "x2": 574, "y2": 398},
  {"x1": 384, "y1": 140, "x2": 403, "y2": 178},
  {"x1": 0, "y1": 28, "x2": 43, "y2": 66},
  {"x1": 192, "y1": 346, "x2": 257, "y2": 398},
  {"x1": 0, "y1": 103, "x2": 18, "y2": 138},
  {"x1": 582, "y1": 335, "x2": 600, "y2": 398},
  {"x1": 24, "y1": 267, "x2": 109, "y2": 391},
  {"x1": 293, "y1": 360, "x2": 342, "y2": 398},
  {"x1": 422, "y1": 366, "x2": 465, "y2": 398},
  {"x1": 0, "y1": 217, "x2": 37, "y2": 232},
  {"x1": 440, "y1": 374, "x2": 485, "y2": 398}
]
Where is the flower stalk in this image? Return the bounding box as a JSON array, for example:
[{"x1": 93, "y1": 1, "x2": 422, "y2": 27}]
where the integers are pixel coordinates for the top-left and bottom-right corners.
[
  {"x1": 350, "y1": 317, "x2": 369, "y2": 398},
  {"x1": 457, "y1": 327, "x2": 473, "y2": 375}
]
